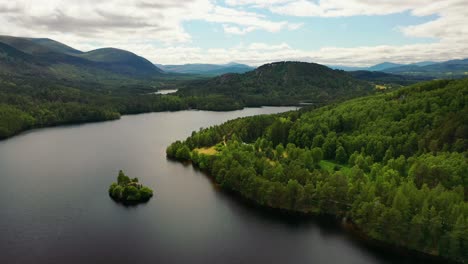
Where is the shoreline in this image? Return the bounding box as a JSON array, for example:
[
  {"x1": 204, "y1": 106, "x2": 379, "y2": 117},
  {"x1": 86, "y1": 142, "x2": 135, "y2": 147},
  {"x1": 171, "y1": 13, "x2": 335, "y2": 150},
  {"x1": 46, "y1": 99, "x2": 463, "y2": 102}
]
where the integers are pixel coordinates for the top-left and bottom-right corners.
[
  {"x1": 174, "y1": 157, "x2": 459, "y2": 264},
  {"x1": 0, "y1": 105, "x2": 299, "y2": 141}
]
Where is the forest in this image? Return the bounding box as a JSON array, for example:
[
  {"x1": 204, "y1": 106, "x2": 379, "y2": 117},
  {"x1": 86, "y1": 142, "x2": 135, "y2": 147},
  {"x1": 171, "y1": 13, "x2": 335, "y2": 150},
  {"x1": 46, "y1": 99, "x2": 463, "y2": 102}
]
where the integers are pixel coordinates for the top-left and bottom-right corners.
[
  {"x1": 167, "y1": 79, "x2": 468, "y2": 262},
  {"x1": 0, "y1": 73, "x2": 270, "y2": 138},
  {"x1": 0, "y1": 61, "x2": 378, "y2": 139},
  {"x1": 0, "y1": 74, "x2": 192, "y2": 139}
]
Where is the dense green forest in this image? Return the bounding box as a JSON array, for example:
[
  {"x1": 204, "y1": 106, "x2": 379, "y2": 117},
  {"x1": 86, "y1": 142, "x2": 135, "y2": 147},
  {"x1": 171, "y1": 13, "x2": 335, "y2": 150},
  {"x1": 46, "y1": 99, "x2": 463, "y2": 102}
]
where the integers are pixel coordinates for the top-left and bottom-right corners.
[
  {"x1": 0, "y1": 73, "x2": 194, "y2": 139},
  {"x1": 0, "y1": 71, "x2": 280, "y2": 138},
  {"x1": 167, "y1": 79, "x2": 468, "y2": 262}
]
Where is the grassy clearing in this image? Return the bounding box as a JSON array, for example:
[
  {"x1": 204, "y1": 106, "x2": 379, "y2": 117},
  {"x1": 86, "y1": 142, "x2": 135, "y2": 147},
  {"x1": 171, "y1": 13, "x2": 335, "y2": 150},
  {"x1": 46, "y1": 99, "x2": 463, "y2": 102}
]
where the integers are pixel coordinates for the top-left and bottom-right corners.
[
  {"x1": 320, "y1": 160, "x2": 352, "y2": 176},
  {"x1": 194, "y1": 146, "x2": 218, "y2": 155},
  {"x1": 375, "y1": 84, "x2": 387, "y2": 90}
]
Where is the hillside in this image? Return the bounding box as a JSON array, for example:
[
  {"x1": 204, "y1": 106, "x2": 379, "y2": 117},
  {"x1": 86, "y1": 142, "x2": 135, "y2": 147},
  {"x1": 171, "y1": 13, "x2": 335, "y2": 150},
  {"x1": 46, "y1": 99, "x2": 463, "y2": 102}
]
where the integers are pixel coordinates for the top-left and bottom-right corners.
[
  {"x1": 0, "y1": 37, "x2": 195, "y2": 139},
  {"x1": 79, "y1": 48, "x2": 162, "y2": 75},
  {"x1": 167, "y1": 78, "x2": 468, "y2": 262},
  {"x1": 178, "y1": 61, "x2": 374, "y2": 109},
  {"x1": 0, "y1": 36, "x2": 163, "y2": 79},
  {"x1": 158, "y1": 62, "x2": 254, "y2": 76},
  {"x1": 28, "y1": 38, "x2": 84, "y2": 55}
]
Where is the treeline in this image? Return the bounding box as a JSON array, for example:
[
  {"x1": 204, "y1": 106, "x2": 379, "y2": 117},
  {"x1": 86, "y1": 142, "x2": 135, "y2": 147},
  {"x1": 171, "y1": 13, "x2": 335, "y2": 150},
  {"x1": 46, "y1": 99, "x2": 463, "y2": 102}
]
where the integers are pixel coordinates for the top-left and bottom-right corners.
[
  {"x1": 0, "y1": 72, "x2": 310, "y2": 139},
  {"x1": 167, "y1": 79, "x2": 468, "y2": 262},
  {"x1": 0, "y1": 74, "x2": 238, "y2": 139}
]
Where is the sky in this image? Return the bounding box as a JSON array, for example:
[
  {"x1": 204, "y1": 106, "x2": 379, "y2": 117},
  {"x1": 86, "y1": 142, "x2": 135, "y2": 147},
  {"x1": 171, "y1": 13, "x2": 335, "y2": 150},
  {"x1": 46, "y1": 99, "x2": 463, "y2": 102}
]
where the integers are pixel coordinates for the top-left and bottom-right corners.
[{"x1": 0, "y1": 0, "x2": 467, "y2": 66}]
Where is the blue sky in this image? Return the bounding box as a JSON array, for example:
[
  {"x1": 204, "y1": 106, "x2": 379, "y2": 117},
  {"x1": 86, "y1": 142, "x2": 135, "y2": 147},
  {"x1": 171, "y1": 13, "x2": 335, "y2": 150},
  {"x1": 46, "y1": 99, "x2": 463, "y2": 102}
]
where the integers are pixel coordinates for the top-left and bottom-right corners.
[
  {"x1": 0, "y1": 0, "x2": 466, "y2": 66},
  {"x1": 185, "y1": 11, "x2": 437, "y2": 50}
]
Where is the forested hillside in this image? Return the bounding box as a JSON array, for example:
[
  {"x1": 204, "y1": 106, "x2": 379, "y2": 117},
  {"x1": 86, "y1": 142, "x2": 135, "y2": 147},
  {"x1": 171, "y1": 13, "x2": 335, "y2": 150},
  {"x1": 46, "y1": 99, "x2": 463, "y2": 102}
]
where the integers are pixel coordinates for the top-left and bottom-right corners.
[
  {"x1": 0, "y1": 36, "x2": 162, "y2": 80},
  {"x1": 0, "y1": 74, "x2": 190, "y2": 139},
  {"x1": 177, "y1": 61, "x2": 373, "y2": 108},
  {"x1": 0, "y1": 36, "x2": 198, "y2": 138},
  {"x1": 167, "y1": 79, "x2": 468, "y2": 262},
  {"x1": 0, "y1": 39, "x2": 379, "y2": 139}
]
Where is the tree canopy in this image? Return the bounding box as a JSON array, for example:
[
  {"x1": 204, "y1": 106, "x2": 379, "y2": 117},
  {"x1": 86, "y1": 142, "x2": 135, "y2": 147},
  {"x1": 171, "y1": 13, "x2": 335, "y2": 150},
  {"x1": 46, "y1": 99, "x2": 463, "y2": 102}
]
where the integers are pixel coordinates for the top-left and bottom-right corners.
[
  {"x1": 167, "y1": 78, "x2": 468, "y2": 262},
  {"x1": 109, "y1": 170, "x2": 153, "y2": 204}
]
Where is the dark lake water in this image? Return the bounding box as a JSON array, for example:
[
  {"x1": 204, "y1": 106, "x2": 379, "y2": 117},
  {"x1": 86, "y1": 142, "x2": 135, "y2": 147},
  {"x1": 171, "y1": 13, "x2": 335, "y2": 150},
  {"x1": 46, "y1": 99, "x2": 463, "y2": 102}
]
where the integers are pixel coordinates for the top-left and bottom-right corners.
[{"x1": 0, "y1": 107, "x2": 443, "y2": 264}]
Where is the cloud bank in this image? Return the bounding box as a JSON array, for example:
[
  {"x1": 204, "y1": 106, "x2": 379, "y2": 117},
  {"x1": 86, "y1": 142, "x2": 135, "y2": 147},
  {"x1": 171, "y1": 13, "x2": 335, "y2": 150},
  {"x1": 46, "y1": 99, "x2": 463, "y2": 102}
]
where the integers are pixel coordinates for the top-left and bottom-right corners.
[{"x1": 0, "y1": 0, "x2": 466, "y2": 66}]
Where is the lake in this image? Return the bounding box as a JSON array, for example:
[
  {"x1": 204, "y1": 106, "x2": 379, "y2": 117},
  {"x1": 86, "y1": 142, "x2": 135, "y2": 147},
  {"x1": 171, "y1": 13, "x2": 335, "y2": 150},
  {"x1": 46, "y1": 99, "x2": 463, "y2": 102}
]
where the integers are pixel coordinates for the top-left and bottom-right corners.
[
  {"x1": 153, "y1": 89, "x2": 178, "y2": 95},
  {"x1": 0, "y1": 107, "x2": 442, "y2": 264}
]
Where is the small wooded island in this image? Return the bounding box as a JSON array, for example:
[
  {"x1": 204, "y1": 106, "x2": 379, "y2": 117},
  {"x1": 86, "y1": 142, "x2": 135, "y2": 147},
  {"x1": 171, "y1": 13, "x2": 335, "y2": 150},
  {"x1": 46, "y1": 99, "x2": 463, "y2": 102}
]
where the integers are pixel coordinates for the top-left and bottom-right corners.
[{"x1": 109, "y1": 170, "x2": 153, "y2": 204}]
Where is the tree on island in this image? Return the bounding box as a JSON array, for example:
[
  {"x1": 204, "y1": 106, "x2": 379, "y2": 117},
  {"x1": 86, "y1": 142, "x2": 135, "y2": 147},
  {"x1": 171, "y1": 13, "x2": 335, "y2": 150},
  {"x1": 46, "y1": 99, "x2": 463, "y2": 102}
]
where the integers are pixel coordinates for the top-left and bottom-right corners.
[{"x1": 109, "y1": 170, "x2": 153, "y2": 203}]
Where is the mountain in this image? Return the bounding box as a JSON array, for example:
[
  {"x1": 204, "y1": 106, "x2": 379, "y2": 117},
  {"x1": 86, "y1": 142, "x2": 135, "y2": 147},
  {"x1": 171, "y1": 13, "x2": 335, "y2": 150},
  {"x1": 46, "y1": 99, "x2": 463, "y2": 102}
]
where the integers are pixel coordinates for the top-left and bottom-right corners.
[
  {"x1": 0, "y1": 35, "x2": 59, "y2": 55},
  {"x1": 0, "y1": 41, "x2": 52, "y2": 77},
  {"x1": 367, "y1": 62, "x2": 403, "y2": 71},
  {"x1": 28, "y1": 38, "x2": 83, "y2": 55},
  {"x1": 177, "y1": 61, "x2": 373, "y2": 109},
  {"x1": 411, "y1": 61, "x2": 436, "y2": 67},
  {"x1": 157, "y1": 62, "x2": 254, "y2": 75},
  {"x1": 78, "y1": 48, "x2": 163, "y2": 75},
  {"x1": 0, "y1": 35, "x2": 163, "y2": 79},
  {"x1": 382, "y1": 59, "x2": 468, "y2": 77},
  {"x1": 349, "y1": 70, "x2": 433, "y2": 85}
]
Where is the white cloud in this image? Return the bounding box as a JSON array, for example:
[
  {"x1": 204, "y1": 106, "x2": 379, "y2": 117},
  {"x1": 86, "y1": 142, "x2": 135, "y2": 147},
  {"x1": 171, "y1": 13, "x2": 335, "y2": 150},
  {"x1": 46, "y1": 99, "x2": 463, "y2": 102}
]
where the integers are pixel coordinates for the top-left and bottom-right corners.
[
  {"x1": 230, "y1": 0, "x2": 445, "y2": 17},
  {"x1": 135, "y1": 40, "x2": 465, "y2": 67},
  {"x1": 0, "y1": 0, "x2": 297, "y2": 46},
  {"x1": 234, "y1": 0, "x2": 468, "y2": 43},
  {"x1": 248, "y1": 42, "x2": 291, "y2": 50},
  {"x1": 201, "y1": 5, "x2": 291, "y2": 33},
  {"x1": 220, "y1": 0, "x2": 468, "y2": 66},
  {"x1": 0, "y1": 0, "x2": 466, "y2": 66},
  {"x1": 223, "y1": 25, "x2": 257, "y2": 35}
]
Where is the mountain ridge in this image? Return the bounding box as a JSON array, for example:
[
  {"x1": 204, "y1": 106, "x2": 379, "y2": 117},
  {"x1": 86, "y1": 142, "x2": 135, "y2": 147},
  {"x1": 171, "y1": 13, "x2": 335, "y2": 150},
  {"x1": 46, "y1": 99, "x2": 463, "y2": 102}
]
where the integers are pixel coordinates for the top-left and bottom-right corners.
[
  {"x1": 382, "y1": 58, "x2": 468, "y2": 77},
  {"x1": 0, "y1": 35, "x2": 163, "y2": 79},
  {"x1": 330, "y1": 59, "x2": 467, "y2": 78}
]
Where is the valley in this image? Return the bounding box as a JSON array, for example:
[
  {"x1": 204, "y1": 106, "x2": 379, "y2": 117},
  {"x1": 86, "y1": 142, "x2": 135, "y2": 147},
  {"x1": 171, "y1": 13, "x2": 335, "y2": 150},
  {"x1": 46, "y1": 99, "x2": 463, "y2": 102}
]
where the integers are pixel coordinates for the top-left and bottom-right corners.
[{"x1": 0, "y1": 34, "x2": 466, "y2": 264}]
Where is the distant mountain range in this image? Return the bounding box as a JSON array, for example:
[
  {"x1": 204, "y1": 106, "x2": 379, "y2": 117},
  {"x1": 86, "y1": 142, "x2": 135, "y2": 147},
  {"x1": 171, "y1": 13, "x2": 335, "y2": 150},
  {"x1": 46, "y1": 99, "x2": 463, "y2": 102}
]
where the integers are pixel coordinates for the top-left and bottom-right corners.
[
  {"x1": 156, "y1": 63, "x2": 255, "y2": 76},
  {"x1": 382, "y1": 59, "x2": 468, "y2": 77},
  {"x1": 329, "y1": 61, "x2": 436, "y2": 71},
  {"x1": 348, "y1": 70, "x2": 433, "y2": 85},
  {"x1": 331, "y1": 59, "x2": 468, "y2": 78},
  {"x1": 0, "y1": 35, "x2": 163, "y2": 81},
  {"x1": 2, "y1": 34, "x2": 467, "y2": 89}
]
